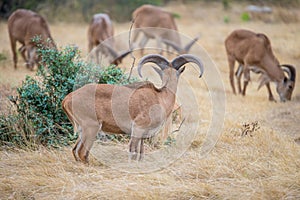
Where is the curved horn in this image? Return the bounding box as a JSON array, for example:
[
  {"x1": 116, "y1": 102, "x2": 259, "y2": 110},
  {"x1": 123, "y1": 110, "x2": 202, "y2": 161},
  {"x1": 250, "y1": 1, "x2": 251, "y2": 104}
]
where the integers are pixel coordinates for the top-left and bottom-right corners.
[
  {"x1": 110, "y1": 50, "x2": 132, "y2": 65},
  {"x1": 281, "y1": 64, "x2": 296, "y2": 82},
  {"x1": 183, "y1": 35, "x2": 200, "y2": 53},
  {"x1": 171, "y1": 54, "x2": 204, "y2": 78},
  {"x1": 137, "y1": 54, "x2": 169, "y2": 78},
  {"x1": 101, "y1": 42, "x2": 118, "y2": 58},
  {"x1": 162, "y1": 39, "x2": 182, "y2": 53}
]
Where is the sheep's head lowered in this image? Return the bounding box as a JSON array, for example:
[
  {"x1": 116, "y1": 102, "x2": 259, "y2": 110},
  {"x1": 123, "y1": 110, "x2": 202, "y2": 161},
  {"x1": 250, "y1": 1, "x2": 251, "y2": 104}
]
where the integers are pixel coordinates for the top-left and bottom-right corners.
[
  {"x1": 277, "y1": 64, "x2": 296, "y2": 102},
  {"x1": 62, "y1": 54, "x2": 204, "y2": 163},
  {"x1": 225, "y1": 29, "x2": 297, "y2": 102}
]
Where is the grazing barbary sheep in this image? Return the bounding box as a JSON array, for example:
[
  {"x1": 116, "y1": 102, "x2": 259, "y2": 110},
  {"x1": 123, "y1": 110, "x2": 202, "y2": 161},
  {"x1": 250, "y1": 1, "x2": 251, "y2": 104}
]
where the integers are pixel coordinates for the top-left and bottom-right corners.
[
  {"x1": 8, "y1": 9, "x2": 56, "y2": 70},
  {"x1": 225, "y1": 29, "x2": 296, "y2": 102},
  {"x1": 132, "y1": 4, "x2": 198, "y2": 54},
  {"x1": 62, "y1": 54, "x2": 204, "y2": 163},
  {"x1": 235, "y1": 63, "x2": 296, "y2": 101},
  {"x1": 88, "y1": 13, "x2": 114, "y2": 52},
  {"x1": 88, "y1": 13, "x2": 131, "y2": 65}
]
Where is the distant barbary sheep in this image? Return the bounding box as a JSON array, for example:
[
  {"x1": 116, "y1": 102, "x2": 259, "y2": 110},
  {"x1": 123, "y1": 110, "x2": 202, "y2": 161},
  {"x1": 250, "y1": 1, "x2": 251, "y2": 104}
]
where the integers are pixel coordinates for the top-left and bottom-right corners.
[
  {"x1": 8, "y1": 9, "x2": 56, "y2": 70},
  {"x1": 87, "y1": 13, "x2": 131, "y2": 65},
  {"x1": 225, "y1": 29, "x2": 296, "y2": 102},
  {"x1": 132, "y1": 4, "x2": 199, "y2": 55}
]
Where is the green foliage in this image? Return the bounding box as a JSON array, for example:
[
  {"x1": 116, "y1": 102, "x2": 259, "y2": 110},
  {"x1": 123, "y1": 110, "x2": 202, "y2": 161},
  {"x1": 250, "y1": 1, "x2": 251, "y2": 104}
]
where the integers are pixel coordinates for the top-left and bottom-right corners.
[
  {"x1": 223, "y1": 15, "x2": 230, "y2": 23},
  {"x1": 1, "y1": 0, "x2": 300, "y2": 22},
  {"x1": 241, "y1": 12, "x2": 250, "y2": 22},
  {"x1": 1, "y1": 0, "x2": 164, "y2": 22},
  {"x1": 0, "y1": 41, "x2": 136, "y2": 148},
  {"x1": 222, "y1": 0, "x2": 230, "y2": 10},
  {"x1": 171, "y1": 13, "x2": 181, "y2": 19},
  {"x1": 0, "y1": 53, "x2": 7, "y2": 62}
]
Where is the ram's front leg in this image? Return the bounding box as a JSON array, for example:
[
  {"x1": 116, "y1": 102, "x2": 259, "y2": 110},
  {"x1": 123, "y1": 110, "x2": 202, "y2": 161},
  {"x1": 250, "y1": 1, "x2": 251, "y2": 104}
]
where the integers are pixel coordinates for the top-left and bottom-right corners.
[
  {"x1": 139, "y1": 138, "x2": 144, "y2": 161},
  {"x1": 129, "y1": 123, "x2": 146, "y2": 161},
  {"x1": 129, "y1": 136, "x2": 140, "y2": 160},
  {"x1": 242, "y1": 65, "x2": 251, "y2": 96},
  {"x1": 266, "y1": 83, "x2": 276, "y2": 102}
]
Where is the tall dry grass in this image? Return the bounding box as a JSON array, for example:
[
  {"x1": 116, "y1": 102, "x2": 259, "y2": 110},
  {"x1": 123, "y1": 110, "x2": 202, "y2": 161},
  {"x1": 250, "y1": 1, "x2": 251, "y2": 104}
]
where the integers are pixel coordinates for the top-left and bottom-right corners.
[{"x1": 0, "y1": 2, "x2": 300, "y2": 199}]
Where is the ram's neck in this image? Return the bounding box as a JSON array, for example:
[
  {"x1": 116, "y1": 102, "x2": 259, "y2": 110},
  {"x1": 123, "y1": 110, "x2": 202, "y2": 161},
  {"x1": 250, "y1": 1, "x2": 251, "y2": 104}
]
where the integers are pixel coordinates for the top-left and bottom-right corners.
[
  {"x1": 262, "y1": 56, "x2": 284, "y2": 82},
  {"x1": 160, "y1": 83, "x2": 177, "y2": 118}
]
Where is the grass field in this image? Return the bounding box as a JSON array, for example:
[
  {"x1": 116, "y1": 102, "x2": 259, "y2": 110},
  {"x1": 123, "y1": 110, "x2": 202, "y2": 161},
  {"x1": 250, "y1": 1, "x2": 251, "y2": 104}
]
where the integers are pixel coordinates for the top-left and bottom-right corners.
[{"x1": 0, "y1": 2, "x2": 300, "y2": 199}]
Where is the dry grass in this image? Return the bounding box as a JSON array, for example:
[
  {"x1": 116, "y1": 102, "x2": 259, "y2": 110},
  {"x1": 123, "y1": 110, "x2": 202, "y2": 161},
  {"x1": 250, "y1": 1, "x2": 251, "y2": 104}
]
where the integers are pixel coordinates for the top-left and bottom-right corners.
[{"x1": 0, "y1": 2, "x2": 300, "y2": 199}]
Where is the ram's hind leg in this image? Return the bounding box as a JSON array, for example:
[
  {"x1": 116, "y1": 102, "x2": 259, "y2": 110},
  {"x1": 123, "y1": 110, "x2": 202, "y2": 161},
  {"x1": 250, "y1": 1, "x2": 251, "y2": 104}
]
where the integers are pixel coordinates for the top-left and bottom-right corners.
[
  {"x1": 235, "y1": 64, "x2": 243, "y2": 94},
  {"x1": 77, "y1": 123, "x2": 100, "y2": 163},
  {"x1": 139, "y1": 34, "x2": 149, "y2": 55},
  {"x1": 72, "y1": 138, "x2": 81, "y2": 161},
  {"x1": 227, "y1": 55, "x2": 236, "y2": 94}
]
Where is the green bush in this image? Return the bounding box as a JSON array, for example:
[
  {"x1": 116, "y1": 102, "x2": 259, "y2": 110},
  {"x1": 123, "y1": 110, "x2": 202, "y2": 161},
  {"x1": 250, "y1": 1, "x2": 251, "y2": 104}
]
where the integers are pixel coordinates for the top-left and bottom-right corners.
[
  {"x1": 241, "y1": 12, "x2": 250, "y2": 22},
  {"x1": 0, "y1": 53, "x2": 7, "y2": 62},
  {"x1": 0, "y1": 42, "x2": 136, "y2": 148}
]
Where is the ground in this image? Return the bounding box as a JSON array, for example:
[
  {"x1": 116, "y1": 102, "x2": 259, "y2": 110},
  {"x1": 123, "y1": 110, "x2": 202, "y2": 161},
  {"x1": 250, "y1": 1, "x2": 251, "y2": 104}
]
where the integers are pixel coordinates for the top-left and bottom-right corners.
[{"x1": 0, "y1": 2, "x2": 299, "y2": 199}]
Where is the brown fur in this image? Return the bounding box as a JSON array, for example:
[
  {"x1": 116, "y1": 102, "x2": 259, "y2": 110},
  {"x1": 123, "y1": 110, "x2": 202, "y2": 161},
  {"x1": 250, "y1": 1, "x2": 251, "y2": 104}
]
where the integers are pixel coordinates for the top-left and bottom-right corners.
[
  {"x1": 87, "y1": 13, "x2": 114, "y2": 52},
  {"x1": 87, "y1": 13, "x2": 131, "y2": 65},
  {"x1": 7, "y1": 9, "x2": 55, "y2": 70},
  {"x1": 224, "y1": 29, "x2": 296, "y2": 102},
  {"x1": 132, "y1": 4, "x2": 193, "y2": 54},
  {"x1": 62, "y1": 54, "x2": 204, "y2": 163},
  {"x1": 132, "y1": 5, "x2": 198, "y2": 54}
]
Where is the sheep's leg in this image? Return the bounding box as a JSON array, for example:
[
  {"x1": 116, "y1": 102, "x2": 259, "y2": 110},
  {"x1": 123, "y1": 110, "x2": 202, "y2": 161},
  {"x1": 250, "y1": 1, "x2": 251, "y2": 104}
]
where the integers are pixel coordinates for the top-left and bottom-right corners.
[
  {"x1": 72, "y1": 138, "x2": 81, "y2": 161},
  {"x1": 166, "y1": 44, "x2": 173, "y2": 57},
  {"x1": 227, "y1": 55, "x2": 236, "y2": 94},
  {"x1": 235, "y1": 64, "x2": 243, "y2": 94},
  {"x1": 18, "y1": 45, "x2": 27, "y2": 63},
  {"x1": 242, "y1": 66, "x2": 251, "y2": 96},
  {"x1": 25, "y1": 45, "x2": 35, "y2": 70},
  {"x1": 131, "y1": 29, "x2": 140, "y2": 45},
  {"x1": 77, "y1": 123, "x2": 100, "y2": 163},
  {"x1": 139, "y1": 138, "x2": 144, "y2": 161},
  {"x1": 139, "y1": 35, "x2": 149, "y2": 55},
  {"x1": 156, "y1": 37, "x2": 163, "y2": 55},
  {"x1": 161, "y1": 116, "x2": 171, "y2": 143},
  {"x1": 129, "y1": 136, "x2": 140, "y2": 160},
  {"x1": 9, "y1": 36, "x2": 18, "y2": 69},
  {"x1": 95, "y1": 47, "x2": 100, "y2": 64},
  {"x1": 88, "y1": 41, "x2": 93, "y2": 53},
  {"x1": 72, "y1": 125, "x2": 83, "y2": 161},
  {"x1": 266, "y1": 83, "x2": 276, "y2": 102}
]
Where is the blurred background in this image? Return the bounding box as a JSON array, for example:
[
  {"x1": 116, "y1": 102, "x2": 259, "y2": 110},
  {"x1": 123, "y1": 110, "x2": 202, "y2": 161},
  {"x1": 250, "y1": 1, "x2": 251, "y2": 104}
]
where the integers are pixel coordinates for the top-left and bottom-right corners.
[{"x1": 1, "y1": 0, "x2": 299, "y2": 23}]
